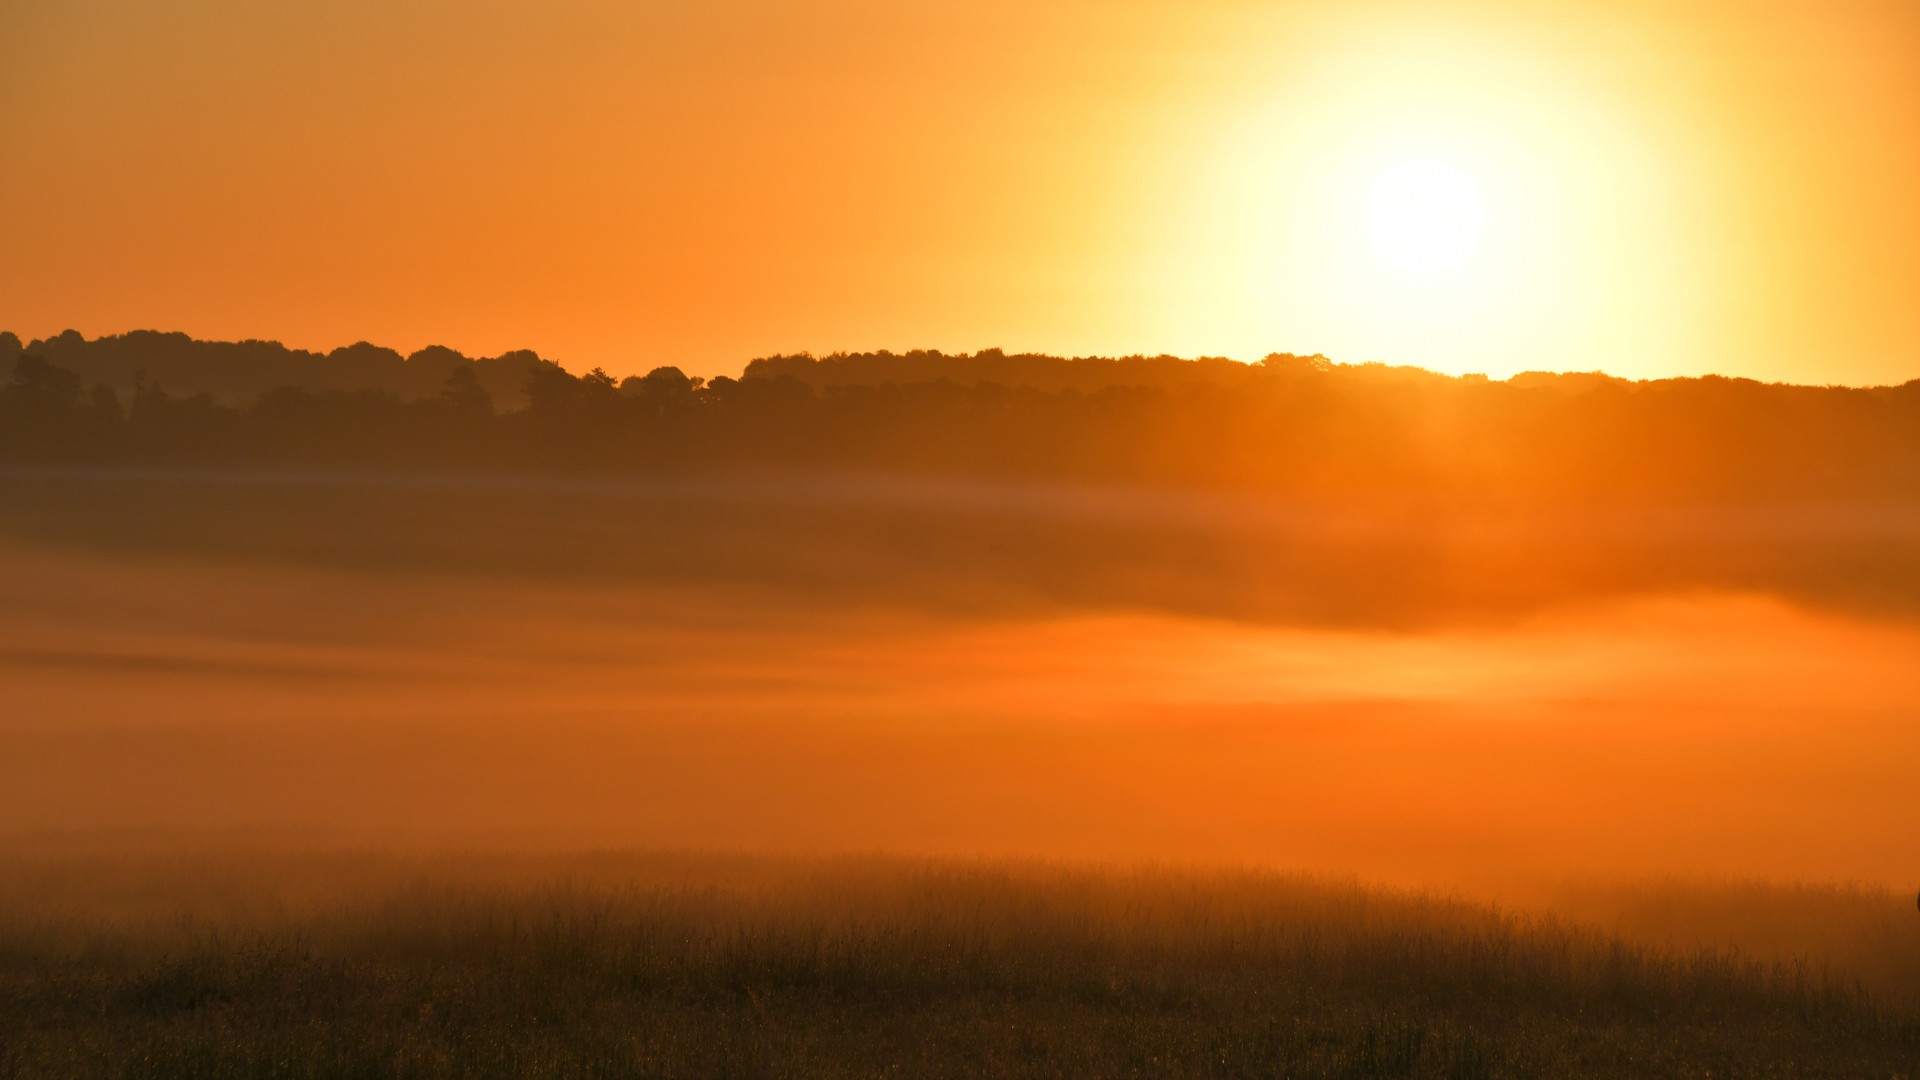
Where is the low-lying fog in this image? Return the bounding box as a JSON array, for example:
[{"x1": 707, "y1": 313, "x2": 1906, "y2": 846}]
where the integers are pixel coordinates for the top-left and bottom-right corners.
[{"x1": 0, "y1": 471, "x2": 1914, "y2": 894}]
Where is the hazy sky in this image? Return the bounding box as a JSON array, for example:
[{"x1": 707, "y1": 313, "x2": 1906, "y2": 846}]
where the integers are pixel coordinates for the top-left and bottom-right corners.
[{"x1": 2, "y1": 0, "x2": 1915, "y2": 383}]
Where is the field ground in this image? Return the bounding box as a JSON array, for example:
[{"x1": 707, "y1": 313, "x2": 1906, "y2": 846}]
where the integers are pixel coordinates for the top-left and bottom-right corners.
[
  {"x1": 0, "y1": 852, "x2": 1915, "y2": 1078},
  {"x1": 2, "y1": 473, "x2": 1916, "y2": 1075}
]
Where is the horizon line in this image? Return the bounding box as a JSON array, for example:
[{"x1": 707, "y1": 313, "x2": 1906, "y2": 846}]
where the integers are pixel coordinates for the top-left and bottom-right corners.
[{"x1": 5, "y1": 326, "x2": 1916, "y2": 392}]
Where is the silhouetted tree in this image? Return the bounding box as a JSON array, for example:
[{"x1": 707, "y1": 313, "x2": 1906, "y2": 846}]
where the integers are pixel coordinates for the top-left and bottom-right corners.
[
  {"x1": 4, "y1": 353, "x2": 84, "y2": 413},
  {"x1": 86, "y1": 384, "x2": 124, "y2": 423},
  {"x1": 439, "y1": 365, "x2": 493, "y2": 413},
  {"x1": 582, "y1": 367, "x2": 618, "y2": 394},
  {"x1": 523, "y1": 359, "x2": 580, "y2": 412},
  {"x1": 5, "y1": 330, "x2": 549, "y2": 408},
  {"x1": 0, "y1": 334, "x2": 1914, "y2": 505},
  {"x1": 639, "y1": 366, "x2": 701, "y2": 394}
]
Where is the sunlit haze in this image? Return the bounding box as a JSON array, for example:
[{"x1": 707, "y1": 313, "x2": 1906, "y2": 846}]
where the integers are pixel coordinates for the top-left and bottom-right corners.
[
  {"x1": 2, "y1": 0, "x2": 1915, "y2": 382},
  {"x1": 3, "y1": 4, "x2": 1919, "y2": 1067}
]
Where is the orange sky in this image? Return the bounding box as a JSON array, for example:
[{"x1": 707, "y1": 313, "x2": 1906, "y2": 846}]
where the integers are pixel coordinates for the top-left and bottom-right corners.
[{"x1": 2, "y1": 0, "x2": 1915, "y2": 384}]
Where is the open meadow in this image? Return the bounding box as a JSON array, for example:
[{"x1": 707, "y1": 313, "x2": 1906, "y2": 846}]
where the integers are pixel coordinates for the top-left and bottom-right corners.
[
  {"x1": 1, "y1": 852, "x2": 1917, "y2": 1079},
  {"x1": 0, "y1": 471, "x2": 1917, "y2": 1076}
]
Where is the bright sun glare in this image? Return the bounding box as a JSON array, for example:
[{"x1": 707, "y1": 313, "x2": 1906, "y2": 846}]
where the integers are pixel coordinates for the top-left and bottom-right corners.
[
  {"x1": 1169, "y1": 21, "x2": 1689, "y2": 378},
  {"x1": 1357, "y1": 154, "x2": 1494, "y2": 280}
]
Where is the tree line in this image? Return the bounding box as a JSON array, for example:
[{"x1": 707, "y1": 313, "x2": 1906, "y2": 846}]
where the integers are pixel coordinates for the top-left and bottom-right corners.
[
  {"x1": 2, "y1": 331, "x2": 1917, "y2": 504},
  {"x1": 0, "y1": 330, "x2": 547, "y2": 410}
]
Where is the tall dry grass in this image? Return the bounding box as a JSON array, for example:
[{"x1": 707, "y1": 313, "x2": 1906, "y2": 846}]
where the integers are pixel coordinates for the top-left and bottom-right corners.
[{"x1": 0, "y1": 851, "x2": 1914, "y2": 1078}]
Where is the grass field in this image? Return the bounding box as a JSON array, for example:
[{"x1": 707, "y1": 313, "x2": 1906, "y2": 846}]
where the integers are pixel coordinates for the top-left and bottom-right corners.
[
  {"x1": 2, "y1": 473, "x2": 1916, "y2": 1077},
  {"x1": 0, "y1": 852, "x2": 1914, "y2": 1078}
]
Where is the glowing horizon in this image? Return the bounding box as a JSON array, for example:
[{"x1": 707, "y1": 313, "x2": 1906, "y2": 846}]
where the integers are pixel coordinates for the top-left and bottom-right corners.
[{"x1": 1, "y1": 0, "x2": 1914, "y2": 385}]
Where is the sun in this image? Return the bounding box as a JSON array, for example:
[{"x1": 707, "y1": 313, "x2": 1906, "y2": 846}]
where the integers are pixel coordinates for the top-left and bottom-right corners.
[
  {"x1": 1164, "y1": 88, "x2": 1571, "y2": 372},
  {"x1": 1302, "y1": 131, "x2": 1534, "y2": 341},
  {"x1": 1155, "y1": 21, "x2": 1695, "y2": 379},
  {"x1": 1316, "y1": 129, "x2": 1528, "y2": 326},
  {"x1": 1356, "y1": 153, "x2": 1494, "y2": 282}
]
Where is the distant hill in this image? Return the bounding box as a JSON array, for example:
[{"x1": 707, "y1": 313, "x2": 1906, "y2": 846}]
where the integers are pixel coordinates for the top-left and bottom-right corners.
[{"x1": 0, "y1": 330, "x2": 549, "y2": 410}]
